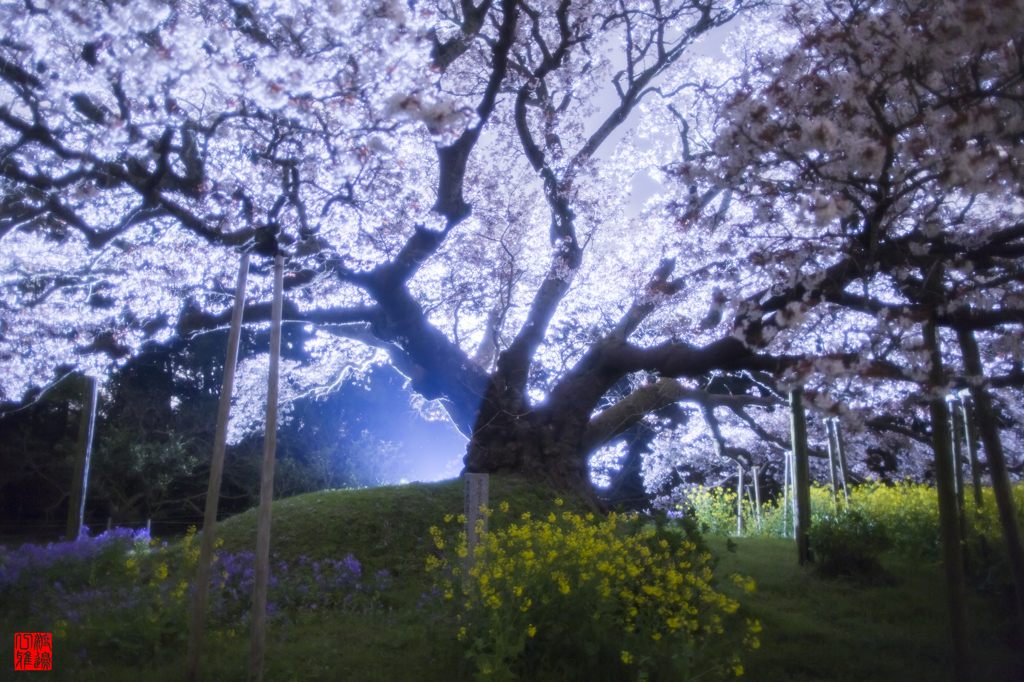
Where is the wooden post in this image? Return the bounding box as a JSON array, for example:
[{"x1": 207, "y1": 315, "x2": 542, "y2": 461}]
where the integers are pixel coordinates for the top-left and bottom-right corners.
[
  {"x1": 960, "y1": 396, "x2": 984, "y2": 509},
  {"x1": 924, "y1": 316, "x2": 970, "y2": 682},
  {"x1": 249, "y1": 255, "x2": 284, "y2": 682},
  {"x1": 66, "y1": 375, "x2": 98, "y2": 542},
  {"x1": 957, "y1": 327, "x2": 1024, "y2": 640},
  {"x1": 790, "y1": 389, "x2": 812, "y2": 565},
  {"x1": 736, "y1": 465, "x2": 744, "y2": 536},
  {"x1": 825, "y1": 420, "x2": 839, "y2": 513},
  {"x1": 830, "y1": 419, "x2": 850, "y2": 506},
  {"x1": 948, "y1": 397, "x2": 967, "y2": 535},
  {"x1": 185, "y1": 252, "x2": 249, "y2": 682},
  {"x1": 464, "y1": 473, "x2": 489, "y2": 574},
  {"x1": 782, "y1": 452, "x2": 791, "y2": 538},
  {"x1": 751, "y1": 465, "x2": 762, "y2": 533}
]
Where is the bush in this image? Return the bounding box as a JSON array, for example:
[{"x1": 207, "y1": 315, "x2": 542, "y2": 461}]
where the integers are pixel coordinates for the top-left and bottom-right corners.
[
  {"x1": 687, "y1": 480, "x2": 1024, "y2": 591},
  {"x1": 808, "y1": 511, "x2": 892, "y2": 581},
  {"x1": 427, "y1": 501, "x2": 759, "y2": 681}
]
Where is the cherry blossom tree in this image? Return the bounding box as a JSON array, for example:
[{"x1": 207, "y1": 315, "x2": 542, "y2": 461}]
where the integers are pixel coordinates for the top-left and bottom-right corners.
[
  {"x1": 1, "y1": 0, "x2": 785, "y2": 495},
  {"x1": 659, "y1": 0, "x2": 1024, "y2": 670},
  {"x1": 2, "y1": 0, "x2": 1023, "y2": 521}
]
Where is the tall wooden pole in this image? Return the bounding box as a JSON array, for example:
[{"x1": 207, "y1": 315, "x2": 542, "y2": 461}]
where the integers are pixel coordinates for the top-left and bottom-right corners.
[
  {"x1": 782, "y1": 452, "x2": 791, "y2": 538},
  {"x1": 959, "y1": 396, "x2": 985, "y2": 509},
  {"x1": 924, "y1": 317, "x2": 971, "y2": 682},
  {"x1": 825, "y1": 420, "x2": 839, "y2": 513},
  {"x1": 830, "y1": 419, "x2": 850, "y2": 506},
  {"x1": 790, "y1": 389, "x2": 812, "y2": 565},
  {"x1": 249, "y1": 255, "x2": 285, "y2": 682},
  {"x1": 957, "y1": 327, "x2": 1024, "y2": 638},
  {"x1": 66, "y1": 375, "x2": 98, "y2": 542},
  {"x1": 736, "y1": 464, "x2": 744, "y2": 535},
  {"x1": 948, "y1": 397, "x2": 967, "y2": 536},
  {"x1": 186, "y1": 253, "x2": 249, "y2": 682},
  {"x1": 751, "y1": 465, "x2": 762, "y2": 533}
]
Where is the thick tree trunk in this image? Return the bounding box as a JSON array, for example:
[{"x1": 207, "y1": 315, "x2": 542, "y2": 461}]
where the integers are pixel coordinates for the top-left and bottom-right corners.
[
  {"x1": 464, "y1": 408, "x2": 592, "y2": 495},
  {"x1": 465, "y1": 346, "x2": 617, "y2": 497},
  {"x1": 924, "y1": 317, "x2": 971, "y2": 682},
  {"x1": 957, "y1": 327, "x2": 1024, "y2": 636}
]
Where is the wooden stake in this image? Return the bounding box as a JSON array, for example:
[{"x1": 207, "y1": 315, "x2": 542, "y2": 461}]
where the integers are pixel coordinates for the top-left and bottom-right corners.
[
  {"x1": 185, "y1": 252, "x2": 249, "y2": 682},
  {"x1": 790, "y1": 389, "x2": 812, "y2": 565},
  {"x1": 825, "y1": 419, "x2": 839, "y2": 513},
  {"x1": 831, "y1": 420, "x2": 850, "y2": 506},
  {"x1": 960, "y1": 396, "x2": 984, "y2": 509},
  {"x1": 751, "y1": 465, "x2": 762, "y2": 533},
  {"x1": 67, "y1": 374, "x2": 97, "y2": 542},
  {"x1": 948, "y1": 397, "x2": 967, "y2": 535},
  {"x1": 736, "y1": 464, "x2": 744, "y2": 536},
  {"x1": 782, "y1": 451, "x2": 791, "y2": 539},
  {"x1": 249, "y1": 255, "x2": 284, "y2": 682}
]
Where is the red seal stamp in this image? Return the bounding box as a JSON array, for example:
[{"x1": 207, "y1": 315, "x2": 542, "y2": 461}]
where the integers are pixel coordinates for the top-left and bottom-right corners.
[{"x1": 14, "y1": 633, "x2": 52, "y2": 671}]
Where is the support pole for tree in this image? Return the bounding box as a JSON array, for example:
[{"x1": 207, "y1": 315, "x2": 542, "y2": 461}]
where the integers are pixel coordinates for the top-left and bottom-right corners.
[
  {"x1": 736, "y1": 464, "x2": 744, "y2": 535},
  {"x1": 789, "y1": 389, "x2": 812, "y2": 565},
  {"x1": 786, "y1": 450, "x2": 794, "y2": 536},
  {"x1": 948, "y1": 397, "x2": 967, "y2": 535},
  {"x1": 924, "y1": 316, "x2": 971, "y2": 682},
  {"x1": 249, "y1": 254, "x2": 284, "y2": 682},
  {"x1": 825, "y1": 420, "x2": 839, "y2": 513},
  {"x1": 957, "y1": 327, "x2": 1024, "y2": 638},
  {"x1": 186, "y1": 252, "x2": 249, "y2": 682},
  {"x1": 782, "y1": 452, "x2": 791, "y2": 538},
  {"x1": 960, "y1": 396, "x2": 985, "y2": 509},
  {"x1": 751, "y1": 465, "x2": 762, "y2": 533},
  {"x1": 67, "y1": 375, "x2": 98, "y2": 542},
  {"x1": 830, "y1": 419, "x2": 850, "y2": 506}
]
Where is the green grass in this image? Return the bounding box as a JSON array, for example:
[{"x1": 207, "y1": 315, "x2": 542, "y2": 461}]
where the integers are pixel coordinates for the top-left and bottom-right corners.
[
  {"x1": 710, "y1": 537, "x2": 1023, "y2": 682},
  {"x1": 10, "y1": 477, "x2": 1023, "y2": 681}
]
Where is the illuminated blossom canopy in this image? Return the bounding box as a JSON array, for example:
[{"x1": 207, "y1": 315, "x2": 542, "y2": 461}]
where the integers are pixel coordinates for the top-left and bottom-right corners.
[{"x1": 2, "y1": 0, "x2": 1023, "y2": 498}]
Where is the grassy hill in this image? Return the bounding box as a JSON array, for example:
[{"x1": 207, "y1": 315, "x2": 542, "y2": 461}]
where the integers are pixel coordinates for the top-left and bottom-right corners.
[{"x1": 5, "y1": 476, "x2": 1022, "y2": 681}]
